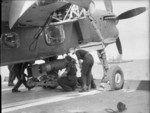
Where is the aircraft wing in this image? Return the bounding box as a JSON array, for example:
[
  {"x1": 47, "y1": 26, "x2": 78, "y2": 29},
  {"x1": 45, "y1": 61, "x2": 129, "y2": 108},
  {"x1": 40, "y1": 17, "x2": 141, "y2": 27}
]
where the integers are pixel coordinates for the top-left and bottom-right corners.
[
  {"x1": 67, "y1": 0, "x2": 92, "y2": 10},
  {"x1": 9, "y1": 0, "x2": 36, "y2": 29},
  {"x1": 2, "y1": 0, "x2": 92, "y2": 29},
  {"x1": 80, "y1": 42, "x2": 104, "y2": 52},
  {"x1": 6, "y1": 0, "x2": 68, "y2": 28},
  {"x1": 2, "y1": 0, "x2": 11, "y2": 22},
  {"x1": 2, "y1": 0, "x2": 37, "y2": 28},
  {"x1": 17, "y1": 2, "x2": 67, "y2": 27}
]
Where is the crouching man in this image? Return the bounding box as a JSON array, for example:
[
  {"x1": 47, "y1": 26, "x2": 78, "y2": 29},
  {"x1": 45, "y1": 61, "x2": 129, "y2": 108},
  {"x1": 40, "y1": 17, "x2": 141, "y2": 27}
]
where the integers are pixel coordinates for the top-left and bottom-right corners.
[{"x1": 58, "y1": 55, "x2": 78, "y2": 91}]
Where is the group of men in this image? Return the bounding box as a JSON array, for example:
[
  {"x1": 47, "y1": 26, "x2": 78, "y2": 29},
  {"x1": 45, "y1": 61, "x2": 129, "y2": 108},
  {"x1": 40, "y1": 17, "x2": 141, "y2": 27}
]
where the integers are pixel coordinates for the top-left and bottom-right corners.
[{"x1": 8, "y1": 49, "x2": 96, "y2": 93}]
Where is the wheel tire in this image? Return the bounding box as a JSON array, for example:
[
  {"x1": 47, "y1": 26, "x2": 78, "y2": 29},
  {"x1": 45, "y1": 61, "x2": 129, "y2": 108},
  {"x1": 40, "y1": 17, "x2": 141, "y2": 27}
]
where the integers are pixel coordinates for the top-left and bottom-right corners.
[
  {"x1": 107, "y1": 65, "x2": 124, "y2": 90},
  {"x1": 47, "y1": 71, "x2": 58, "y2": 89},
  {"x1": 47, "y1": 85, "x2": 58, "y2": 89},
  {"x1": 26, "y1": 79, "x2": 35, "y2": 89}
]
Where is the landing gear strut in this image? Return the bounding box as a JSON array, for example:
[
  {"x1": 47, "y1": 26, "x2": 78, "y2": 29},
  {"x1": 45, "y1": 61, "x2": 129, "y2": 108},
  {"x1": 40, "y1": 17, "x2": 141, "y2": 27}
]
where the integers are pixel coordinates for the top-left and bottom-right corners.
[
  {"x1": 97, "y1": 50, "x2": 124, "y2": 90},
  {"x1": 88, "y1": 15, "x2": 124, "y2": 91},
  {"x1": 97, "y1": 50, "x2": 109, "y2": 82}
]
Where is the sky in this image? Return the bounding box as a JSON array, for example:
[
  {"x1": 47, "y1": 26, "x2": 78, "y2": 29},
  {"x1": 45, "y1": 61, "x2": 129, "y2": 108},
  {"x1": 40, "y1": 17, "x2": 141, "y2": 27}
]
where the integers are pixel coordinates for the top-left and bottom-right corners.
[{"x1": 93, "y1": 0, "x2": 149, "y2": 60}]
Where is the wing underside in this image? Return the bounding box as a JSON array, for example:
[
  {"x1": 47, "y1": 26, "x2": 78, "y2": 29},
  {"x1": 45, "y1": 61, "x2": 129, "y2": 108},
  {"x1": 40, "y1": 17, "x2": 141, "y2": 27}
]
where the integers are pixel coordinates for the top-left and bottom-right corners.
[{"x1": 2, "y1": 0, "x2": 92, "y2": 29}]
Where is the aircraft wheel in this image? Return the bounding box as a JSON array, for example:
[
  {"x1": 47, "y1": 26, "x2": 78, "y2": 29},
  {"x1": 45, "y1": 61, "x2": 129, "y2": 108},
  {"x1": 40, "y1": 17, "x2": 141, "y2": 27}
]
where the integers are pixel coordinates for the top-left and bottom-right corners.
[
  {"x1": 107, "y1": 65, "x2": 124, "y2": 90},
  {"x1": 47, "y1": 71, "x2": 58, "y2": 89},
  {"x1": 47, "y1": 81, "x2": 58, "y2": 89},
  {"x1": 26, "y1": 79, "x2": 35, "y2": 88},
  {"x1": 42, "y1": 85, "x2": 58, "y2": 89}
]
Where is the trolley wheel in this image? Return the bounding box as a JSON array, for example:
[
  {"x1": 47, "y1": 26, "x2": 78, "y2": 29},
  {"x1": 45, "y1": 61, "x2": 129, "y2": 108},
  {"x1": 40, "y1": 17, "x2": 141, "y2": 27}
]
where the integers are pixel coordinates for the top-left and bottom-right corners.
[
  {"x1": 47, "y1": 82, "x2": 58, "y2": 89},
  {"x1": 26, "y1": 79, "x2": 35, "y2": 88},
  {"x1": 107, "y1": 65, "x2": 124, "y2": 90},
  {"x1": 43, "y1": 86, "x2": 47, "y2": 89},
  {"x1": 47, "y1": 85, "x2": 58, "y2": 89}
]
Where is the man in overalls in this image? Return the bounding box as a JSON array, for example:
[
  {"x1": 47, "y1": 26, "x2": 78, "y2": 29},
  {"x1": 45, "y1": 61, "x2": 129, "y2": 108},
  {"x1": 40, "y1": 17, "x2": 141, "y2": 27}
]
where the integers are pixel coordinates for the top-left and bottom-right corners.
[
  {"x1": 75, "y1": 49, "x2": 96, "y2": 92},
  {"x1": 58, "y1": 55, "x2": 78, "y2": 91},
  {"x1": 12, "y1": 62, "x2": 33, "y2": 92}
]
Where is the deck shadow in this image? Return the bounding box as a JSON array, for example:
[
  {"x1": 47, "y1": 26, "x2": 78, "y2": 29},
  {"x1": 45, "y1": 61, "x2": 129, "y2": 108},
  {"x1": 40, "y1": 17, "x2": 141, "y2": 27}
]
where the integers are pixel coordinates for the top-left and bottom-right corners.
[{"x1": 124, "y1": 80, "x2": 150, "y2": 91}]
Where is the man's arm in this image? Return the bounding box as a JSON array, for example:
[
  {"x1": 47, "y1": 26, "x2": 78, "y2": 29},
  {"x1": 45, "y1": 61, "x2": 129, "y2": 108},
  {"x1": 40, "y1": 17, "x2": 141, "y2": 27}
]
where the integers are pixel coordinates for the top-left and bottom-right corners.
[{"x1": 78, "y1": 59, "x2": 82, "y2": 69}]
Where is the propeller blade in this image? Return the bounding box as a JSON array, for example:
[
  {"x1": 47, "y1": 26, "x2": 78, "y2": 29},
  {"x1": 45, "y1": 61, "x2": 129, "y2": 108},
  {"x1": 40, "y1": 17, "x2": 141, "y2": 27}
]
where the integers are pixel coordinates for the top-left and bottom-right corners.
[
  {"x1": 104, "y1": 0, "x2": 113, "y2": 12},
  {"x1": 116, "y1": 38, "x2": 122, "y2": 55},
  {"x1": 9, "y1": 0, "x2": 36, "y2": 29},
  {"x1": 117, "y1": 7, "x2": 147, "y2": 20}
]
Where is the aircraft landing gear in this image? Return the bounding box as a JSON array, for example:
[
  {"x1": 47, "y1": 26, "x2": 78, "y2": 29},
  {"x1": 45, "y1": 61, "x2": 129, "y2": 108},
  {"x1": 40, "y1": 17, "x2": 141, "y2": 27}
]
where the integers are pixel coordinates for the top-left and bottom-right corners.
[
  {"x1": 88, "y1": 15, "x2": 124, "y2": 91},
  {"x1": 107, "y1": 65, "x2": 124, "y2": 90},
  {"x1": 97, "y1": 50, "x2": 124, "y2": 91},
  {"x1": 26, "y1": 78, "x2": 36, "y2": 88}
]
